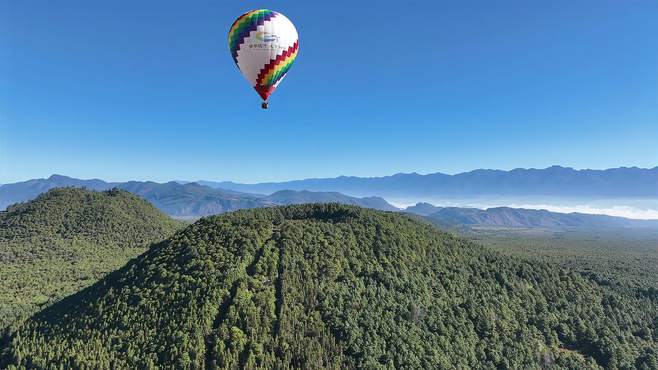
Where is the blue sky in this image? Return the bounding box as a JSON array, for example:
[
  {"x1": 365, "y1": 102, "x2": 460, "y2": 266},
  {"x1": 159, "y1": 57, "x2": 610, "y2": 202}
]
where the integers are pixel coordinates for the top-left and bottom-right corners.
[{"x1": 1, "y1": 1, "x2": 657, "y2": 183}]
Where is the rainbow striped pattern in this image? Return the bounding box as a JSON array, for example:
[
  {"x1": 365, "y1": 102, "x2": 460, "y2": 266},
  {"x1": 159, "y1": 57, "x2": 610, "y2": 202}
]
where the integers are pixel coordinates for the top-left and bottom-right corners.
[
  {"x1": 228, "y1": 9, "x2": 298, "y2": 102},
  {"x1": 228, "y1": 9, "x2": 276, "y2": 64},
  {"x1": 255, "y1": 41, "x2": 299, "y2": 100}
]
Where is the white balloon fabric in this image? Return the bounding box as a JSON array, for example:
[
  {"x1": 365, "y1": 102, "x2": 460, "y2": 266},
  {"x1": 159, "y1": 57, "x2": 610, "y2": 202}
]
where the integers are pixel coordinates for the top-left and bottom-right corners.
[{"x1": 228, "y1": 9, "x2": 299, "y2": 102}]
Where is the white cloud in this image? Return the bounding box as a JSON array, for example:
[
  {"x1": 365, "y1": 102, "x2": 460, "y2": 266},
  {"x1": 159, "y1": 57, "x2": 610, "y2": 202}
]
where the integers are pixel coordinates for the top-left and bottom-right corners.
[
  {"x1": 387, "y1": 198, "x2": 658, "y2": 220},
  {"x1": 506, "y1": 204, "x2": 658, "y2": 220}
]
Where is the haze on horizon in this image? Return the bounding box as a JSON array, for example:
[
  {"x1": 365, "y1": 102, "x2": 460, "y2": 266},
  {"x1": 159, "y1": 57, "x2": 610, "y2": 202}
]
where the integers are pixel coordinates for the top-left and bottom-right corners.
[
  {"x1": 2, "y1": 169, "x2": 656, "y2": 220},
  {"x1": 4, "y1": 2, "x2": 658, "y2": 368}
]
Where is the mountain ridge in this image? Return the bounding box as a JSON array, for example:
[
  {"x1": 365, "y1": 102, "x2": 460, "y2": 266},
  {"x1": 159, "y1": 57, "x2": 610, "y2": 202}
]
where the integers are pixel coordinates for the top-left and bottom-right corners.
[
  {"x1": 1, "y1": 167, "x2": 656, "y2": 219},
  {"x1": 404, "y1": 203, "x2": 658, "y2": 230},
  {"x1": 199, "y1": 166, "x2": 658, "y2": 198},
  {"x1": 263, "y1": 189, "x2": 398, "y2": 211},
  {"x1": 0, "y1": 175, "x2": 398, "y2": 217}
]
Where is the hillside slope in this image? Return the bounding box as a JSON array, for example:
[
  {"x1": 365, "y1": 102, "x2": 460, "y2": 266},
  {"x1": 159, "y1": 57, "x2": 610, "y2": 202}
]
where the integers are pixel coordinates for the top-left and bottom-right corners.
[
  {"x1": 0, "y1": 175, "x2": 398, "y2": 217},
  {"x1": 4, "y1": 205, "x2": 657, "y2": 369},
  {"x1": 117, "y1": 181, "x2": 270, "y2": 217},
  {"x1": 404, "y1": 203, "x2": 658, "y2": 230},
  {"x1": 0, "y1": 188, "x2": 182, "y2": 330}
]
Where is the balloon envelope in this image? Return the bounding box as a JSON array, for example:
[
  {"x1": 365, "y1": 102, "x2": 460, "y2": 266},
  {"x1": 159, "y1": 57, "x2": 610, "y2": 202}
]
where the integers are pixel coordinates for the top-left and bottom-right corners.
[{"x1": 228, "y1": 9, "x2": 299, "y2": 102}]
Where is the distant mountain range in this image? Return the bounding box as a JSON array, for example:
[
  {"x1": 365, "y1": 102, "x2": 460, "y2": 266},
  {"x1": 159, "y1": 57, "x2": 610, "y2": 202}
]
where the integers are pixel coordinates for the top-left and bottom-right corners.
[
  {"x1": 118, "y1": 181, "x2": 271, "y2": 217},
  {"x1": 264, "y1": 190, "x2": 398, "y2": 211},
  {"x1": 0, "y1": 175, "x2": 397, "y2": 217},
  {"x1": 1, "y1": 171, "x2": 657, "y2": 229},
  {"x1": 199, "y1": 166, "x2": 658, "y2": 198},
  {"x1": 404, "y1": 202, "x2": 658, "y2": 230},
  {"x1": 0, "y1": 174, "x2": 113, "y2": 209}
]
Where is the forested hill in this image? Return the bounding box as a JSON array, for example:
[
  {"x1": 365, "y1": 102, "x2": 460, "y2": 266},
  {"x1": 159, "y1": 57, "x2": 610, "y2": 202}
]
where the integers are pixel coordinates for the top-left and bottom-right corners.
[
  {"x1": 0, "y1": 187, "x2": 181, "y2": 246},
  {"x1": 0, "y1": 175, "x2": 399, "y2": 217},
  {"x1": 4, "y1": 205, "x2": 657, "y2": 368},
  {"x1": 0, "y1": 188, "x2": 182, "y2": 331}
]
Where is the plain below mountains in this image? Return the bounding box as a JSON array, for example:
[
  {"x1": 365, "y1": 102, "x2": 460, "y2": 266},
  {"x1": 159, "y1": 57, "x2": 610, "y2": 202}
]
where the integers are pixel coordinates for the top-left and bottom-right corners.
[{"x1": 3, "y1": 204, "x2": 657, "y2": 369}]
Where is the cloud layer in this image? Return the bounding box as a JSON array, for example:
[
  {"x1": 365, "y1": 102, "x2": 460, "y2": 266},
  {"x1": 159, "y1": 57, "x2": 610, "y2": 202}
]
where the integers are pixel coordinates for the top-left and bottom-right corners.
[
  {"x1": 389, "y1": 198, "x2": 658, "y2": 220},
  {"x1": 506, "y1": 204, "x2": 658, "y2": 220}
]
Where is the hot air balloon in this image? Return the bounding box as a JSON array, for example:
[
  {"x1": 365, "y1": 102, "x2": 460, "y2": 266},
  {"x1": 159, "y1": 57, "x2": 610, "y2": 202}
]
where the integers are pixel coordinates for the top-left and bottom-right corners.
[{"x1": 228, "y1": 9, "x2": 299, "y2": 109}]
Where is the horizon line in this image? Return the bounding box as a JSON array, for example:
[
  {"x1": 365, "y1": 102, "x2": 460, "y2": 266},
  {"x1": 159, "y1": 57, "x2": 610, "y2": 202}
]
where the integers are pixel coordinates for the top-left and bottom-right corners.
[{"x1": 6, "y1": 164, "x2": 656, "y2": 186}]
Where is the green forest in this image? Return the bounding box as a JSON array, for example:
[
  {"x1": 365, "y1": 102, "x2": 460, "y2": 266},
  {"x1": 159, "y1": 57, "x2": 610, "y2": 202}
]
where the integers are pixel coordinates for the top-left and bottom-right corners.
[
  {"x1": 0, "y1": 188, "x2": 182, "y2": 331},
  {"x1": 470, "y1": 228, "x2": 658, "y2": 292},
  {"x1": 1, "y1": 200, "x2": 657, "y2": 369}
]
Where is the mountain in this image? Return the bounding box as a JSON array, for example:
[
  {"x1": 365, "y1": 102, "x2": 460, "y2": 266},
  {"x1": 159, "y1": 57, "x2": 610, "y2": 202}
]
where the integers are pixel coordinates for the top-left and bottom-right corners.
[
  {"x1": 4, "y1": 205, "x2": 657, "y2": 368},
  {"x1": 116, "y1": 181, "x2": 271, "y2": 218},
  {"x1": 404, "y1": 203, "x2": 658, "y2": 230},
  {"x1": 0, "y1": 188, "x2": 181, "y2": 330},
  {"x1": 263, "y1": 190, "x2": 398, "y2": 211},
  {"x1": 119, "y1": 185, "x2": 399, "y2": 217},
  {"x1": 200, "y1": 166, "x2": 658, "y2": 198},
  {"x1": 0, "y1": 175, "x2": 268, "y2": 217},
  {"x1": 0, "y1": 174, "x2": 115, "y2": 209},
  {"x1": 0, "y1": 175, "x2": 267, "y2": 218},
  {"x1": 117, "y1": 183, "x2": 399, "y2": 217},
  {"x1": 404, "y1": 202, "x2": 443, "y2": 216},
  {"x1": 0, "y1": 176, "x2": 398, "y2": 217}
]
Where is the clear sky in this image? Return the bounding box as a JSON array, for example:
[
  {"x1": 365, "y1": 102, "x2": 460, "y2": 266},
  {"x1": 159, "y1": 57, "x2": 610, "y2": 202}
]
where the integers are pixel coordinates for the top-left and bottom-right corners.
[{"x1": 1, "y1": 1, "x2": 657, "y2": 184}]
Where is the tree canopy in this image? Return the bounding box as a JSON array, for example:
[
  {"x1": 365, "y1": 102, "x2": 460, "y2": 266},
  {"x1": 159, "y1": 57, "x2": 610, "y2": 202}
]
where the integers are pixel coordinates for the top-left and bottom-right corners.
[
  {"x1": 2, "y1": 204, "x2": 656, "y2": 369},
  {"x1": 0, "y1": 188, "x2": 182, "y2": 331}
]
